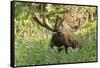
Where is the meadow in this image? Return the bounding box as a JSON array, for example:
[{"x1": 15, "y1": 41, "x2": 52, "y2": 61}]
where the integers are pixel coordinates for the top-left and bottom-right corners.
[{"x1": 15, "y1": 21, "x2": 97, "y2": 66}]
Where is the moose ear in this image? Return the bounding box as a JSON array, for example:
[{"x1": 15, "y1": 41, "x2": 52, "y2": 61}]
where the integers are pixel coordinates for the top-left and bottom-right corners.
[
  {"x1": 57, "y1": 16, "x2": 64, "y2": 27},
  {"x1": 60, "y1": 23, "x2": 64, "y2": 27}
]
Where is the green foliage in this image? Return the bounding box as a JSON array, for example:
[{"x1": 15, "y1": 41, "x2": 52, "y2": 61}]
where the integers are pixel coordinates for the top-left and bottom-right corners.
[
  {"x1": 15, "y1": 29, "x2": 96, "y2": 65},
  {"x1": 14, "y1": 2, "x2": 97, "y2": 66}
]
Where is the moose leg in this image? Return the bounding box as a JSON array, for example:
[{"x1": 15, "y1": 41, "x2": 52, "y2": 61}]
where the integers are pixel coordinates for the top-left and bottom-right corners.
[
  {"x1": 58, "y1": 47, "x2": 62, "y2": 53},
  {"x1": 78, "y1": 45, "x2": 82, "y2": 52},
  {"x1": 49, "y1": 43, "x2": 55, "y2": 53},
  {"x1": 50, "y1": 43, "x2": 54, "y2": 49},
  {"x1": 65, "y1": 46, "x2": 68, "y2": 53}
]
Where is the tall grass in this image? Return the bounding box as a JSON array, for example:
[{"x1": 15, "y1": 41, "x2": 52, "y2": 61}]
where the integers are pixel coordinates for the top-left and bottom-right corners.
[{"x1": 15, "y1": 22, "x2": 97, "y2": 66}]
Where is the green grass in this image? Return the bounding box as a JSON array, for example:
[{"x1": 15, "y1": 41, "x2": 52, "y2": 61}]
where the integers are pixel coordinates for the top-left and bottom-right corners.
[{"x1": 15, "y1": 31, "x2": 97, "y2": 66}]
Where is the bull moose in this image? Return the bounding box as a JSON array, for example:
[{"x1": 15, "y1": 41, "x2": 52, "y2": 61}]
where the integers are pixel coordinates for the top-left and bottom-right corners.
[{"x1": 33, "y1": 12, "x2": 85, "y2": 53}]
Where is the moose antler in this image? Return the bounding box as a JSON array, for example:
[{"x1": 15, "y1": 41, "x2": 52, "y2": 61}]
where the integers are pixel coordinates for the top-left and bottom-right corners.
[
  {"x1": 63, "y1": 13, "x2": 86, "y2": 32},
  {"x1": 55, "y1": 15, "x2": 64, "y2": 27},
  {"x1": 33, "y1": 14, "x2": 54, "y2": 31},
  {"x1": 33, "y1": 14, "x2": 64, "y2": 32}
]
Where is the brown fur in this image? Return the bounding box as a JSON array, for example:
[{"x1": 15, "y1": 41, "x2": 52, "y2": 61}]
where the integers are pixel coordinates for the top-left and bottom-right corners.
[{"x1": 50, "y1": 30, "x2": 79, "y2": 53}]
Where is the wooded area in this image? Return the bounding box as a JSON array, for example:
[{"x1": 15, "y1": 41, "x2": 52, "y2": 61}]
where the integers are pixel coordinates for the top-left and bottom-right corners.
[{"x1": 14, "y1": 2, "x2": 97, "y2": 66}]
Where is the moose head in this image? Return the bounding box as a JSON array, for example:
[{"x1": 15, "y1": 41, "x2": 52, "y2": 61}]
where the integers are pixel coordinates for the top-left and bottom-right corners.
[{"x1": 33, "y1": 13, "x2": 85, "y2": 53}]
